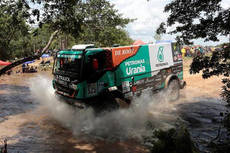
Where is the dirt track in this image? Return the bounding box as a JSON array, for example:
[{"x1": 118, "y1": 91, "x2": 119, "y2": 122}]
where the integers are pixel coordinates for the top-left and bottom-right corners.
[
  {"x1": 182, "y1": 59, "x2": 223, "y2": 98},
  {"x1": 0, "y1": 59, "x2": 228, "y2": 153}
]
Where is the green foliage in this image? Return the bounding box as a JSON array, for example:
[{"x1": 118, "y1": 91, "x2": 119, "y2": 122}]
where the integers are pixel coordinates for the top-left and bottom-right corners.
[
  {"x1": 157, "y1": 0, "x2": 230, "y2": 44},
  {"x1": 162, "y1": 1, "x2": 230, "y2": 152},
  {"x1": 190, "y1": 45, "x2": 230, "y2": 104},
  {"x1": 0, "y1": 0, "x2": 133, "y2": 60},
  {"x1": 154, "y1": 33, "x2": 161, "y2": 41},
  {"x1": 144, "y1": 127, "x2": 198, "y2": 153},
  {"x1": 76, "y1": 0, "x2": 133, "y2": 46},
  {"x1": 31, "y1": 24, "x2": 52, "y2": 50},
  {"x1": 159, "y1": 0, "x2": 230, "y2": 106},
  {"x1": 77, "y1": 27, "x2": 133, "y2": 47},
  {"x1": 11, "y1": 34, "x2": 34, "y2": 57},
  {"x1": 30, "y1": 0, "x2": 84, "y2": 37},
  {"x1": 156, "y1": 22, "x2": 166, "y2": 35},
  {"x1": 0, "y1": 0, "x2": 31, "y2": 60}
]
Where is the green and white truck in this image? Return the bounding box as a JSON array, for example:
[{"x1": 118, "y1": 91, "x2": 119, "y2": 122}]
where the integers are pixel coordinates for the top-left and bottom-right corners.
[{"x1": 52, "y1": 42, "x2": 186, "y2": 108}]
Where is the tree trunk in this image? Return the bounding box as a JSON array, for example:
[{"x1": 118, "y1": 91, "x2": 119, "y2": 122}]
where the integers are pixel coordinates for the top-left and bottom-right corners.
[{"x1": 0, "y1": 30, "x2": 59, "y2": 76}]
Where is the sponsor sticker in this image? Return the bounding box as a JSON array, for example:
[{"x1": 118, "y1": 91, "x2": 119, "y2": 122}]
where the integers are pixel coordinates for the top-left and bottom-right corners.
[
  {"x1": 157, "y1": 46, "x2": 164, "y2": 62},
  {"x1": 87, "y1": 83, "x2": 97, "y2": 96},
  {"x1": 124, "y1": 59, "x2": 146, "y2": 76},
  {"x1": 56, "y1": 75, "x2": 70, "y2": 82},
  {"x1": 126, "y1": 65, "x2": 146, "y2": 75},
  {"x1": 122, "y1": 81, "x2": 130, "y2": 93}
]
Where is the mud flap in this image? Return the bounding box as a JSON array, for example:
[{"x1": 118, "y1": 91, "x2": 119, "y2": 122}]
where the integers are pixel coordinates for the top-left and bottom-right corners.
[
  {"x1": 114, "y1": 98, "x2": 130, "y2": 108},
  {"x1": 105, "y1": 89, "x2": 131, "y2": 109}
]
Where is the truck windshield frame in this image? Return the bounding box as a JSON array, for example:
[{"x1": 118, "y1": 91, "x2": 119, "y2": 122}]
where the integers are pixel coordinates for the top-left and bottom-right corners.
[{"x1": 54, "y1": 54, "x2": 82, "y2": 79}]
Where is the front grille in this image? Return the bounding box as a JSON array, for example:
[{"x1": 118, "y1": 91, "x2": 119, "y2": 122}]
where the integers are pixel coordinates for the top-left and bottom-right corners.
[{"x1": 55, "y1": 82, "x2": 74, "y2": 96}]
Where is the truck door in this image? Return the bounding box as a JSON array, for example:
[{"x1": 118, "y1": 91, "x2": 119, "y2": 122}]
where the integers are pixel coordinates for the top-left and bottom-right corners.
[
  {"x1": 85, "y1": 50, "x2": 112, "y2": 83},
  {"x1": 84, "y1": 50, "x2": 113, "y2": 97}
]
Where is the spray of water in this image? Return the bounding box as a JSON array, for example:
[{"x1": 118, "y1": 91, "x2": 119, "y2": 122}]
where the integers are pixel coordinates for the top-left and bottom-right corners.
[{"x1": 29, "y1": 75, "x2": 180, "y2": 140}]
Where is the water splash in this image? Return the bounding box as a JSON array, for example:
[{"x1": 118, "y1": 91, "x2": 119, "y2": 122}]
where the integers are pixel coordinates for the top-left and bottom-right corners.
[{"x1": 29, "y1": 75, "x2": 179, "y2": 140}]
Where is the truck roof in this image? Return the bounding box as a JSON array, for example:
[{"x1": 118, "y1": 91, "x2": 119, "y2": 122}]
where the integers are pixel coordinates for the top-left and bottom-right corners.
[{"x1": 72, "y1": 44, "x2": 95, "y2": 50}]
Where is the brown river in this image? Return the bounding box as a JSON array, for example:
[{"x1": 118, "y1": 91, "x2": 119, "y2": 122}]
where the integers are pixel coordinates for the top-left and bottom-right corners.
[{"x1": 0, "y1": 62, "x2": 229, "y2": 153}]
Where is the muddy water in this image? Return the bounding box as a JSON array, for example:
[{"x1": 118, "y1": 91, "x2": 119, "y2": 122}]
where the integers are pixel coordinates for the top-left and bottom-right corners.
[
  {"x1": 0, "y1": 71, "x2": 229, "y2": 153},
  {"x1": 0, "y1": 73, "x2": 147, "y2": 153},
  {"x1": 176, "y1": 97, "x2": 228, "y2": 152}
]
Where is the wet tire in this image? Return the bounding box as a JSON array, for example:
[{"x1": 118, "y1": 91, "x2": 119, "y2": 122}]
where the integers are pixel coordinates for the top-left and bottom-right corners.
[
  {"x1": 91, "y1": 96, "x2": 119, "y2": 114},
  {"x1": 167, "y1": 79, "x2": 180, "y2": 101},
  {"x1": 102, "y1": 98, "x2": 119, "y2": 111}
]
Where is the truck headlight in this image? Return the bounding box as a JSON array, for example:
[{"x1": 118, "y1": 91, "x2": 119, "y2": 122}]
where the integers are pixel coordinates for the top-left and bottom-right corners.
[{"x1": 108, "y1": 86, "x2": 118, "y2": 92}]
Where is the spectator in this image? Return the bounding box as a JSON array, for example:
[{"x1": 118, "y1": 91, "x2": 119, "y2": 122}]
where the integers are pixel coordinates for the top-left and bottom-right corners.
[
  {"x1": 22, "y1": 63, "x2": 26, "y2": 73},
  {"x1": 181, "y1": 48, "x2": 186, "y2": 58}
]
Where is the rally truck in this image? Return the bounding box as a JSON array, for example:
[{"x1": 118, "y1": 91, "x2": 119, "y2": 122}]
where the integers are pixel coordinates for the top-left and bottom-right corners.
[{"x1": 52, "y1": 42, "x2": 186, "y2": 108}]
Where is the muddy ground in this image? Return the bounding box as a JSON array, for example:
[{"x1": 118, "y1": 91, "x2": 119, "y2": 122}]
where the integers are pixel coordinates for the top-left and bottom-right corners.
[{"x1": 0, "y1": 59, "x2": 229, "y2": 153}]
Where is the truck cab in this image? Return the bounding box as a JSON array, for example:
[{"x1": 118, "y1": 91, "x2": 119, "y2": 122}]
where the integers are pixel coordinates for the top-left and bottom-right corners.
[
  {"x1": 53, "y1": 43, "x2": 185, "y2": 107},
  {"x1": 53, "y1": 44, "x2": 115, "y2": 100}
]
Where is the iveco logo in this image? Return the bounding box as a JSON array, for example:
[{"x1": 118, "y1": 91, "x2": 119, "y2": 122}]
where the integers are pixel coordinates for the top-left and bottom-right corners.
[{"x1": 57, "y1": 75, "x2": 70, "y2": 82}]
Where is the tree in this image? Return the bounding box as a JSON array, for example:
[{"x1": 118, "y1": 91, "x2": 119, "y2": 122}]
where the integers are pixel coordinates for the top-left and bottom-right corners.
[
  {"x1": 154, "y1": 33, "x2": 161, "y2": 41},
  {"x1": 0, "y1": 0, "x2": 31, "y2": 60},
  {"x1": 0, "y1": 30, "x2": 58, "y2": 76},
  {"x1": 158, "y1": 0, "x2": 230, "y2": 104},
  {"x1": 31, "y1": 24, "x2": 52, "y2": 51},
  {"x1": 158, "y1": 1, "x2": 230, "y2": 151},
  {"x1": 11, "y1": 33, "x2": 34, "y2": 58},
  {"x1": 77, "y1": 26, "x2": 133, "y2": 47},
  {"x1": 157, "y1": 0, "x2": 230, "y2": 45},
  {"x1": 190, "y1": 45, "x2": 230, "y2": 104},
  {"x1": 0, "y1": 0, "x2": 84, "y2": 75},
  {"x1": 0, "y1": 0, "x2": 133, "y2": 75},
  {"x1": 30, "y1": 0, "x2": 133, "y2": 48},
  {"x1": 76, "y1": 0, "x2": 133, "y2": 46},
  {"x1": 0, "y1": 0, "x2": 133, "y2": 57},
  {"x1": 30, "y1": 0, "x2": 84, "y2": 37},
  {"x1": 0, "y1": 0, "x2": 86, "y2": 56}
]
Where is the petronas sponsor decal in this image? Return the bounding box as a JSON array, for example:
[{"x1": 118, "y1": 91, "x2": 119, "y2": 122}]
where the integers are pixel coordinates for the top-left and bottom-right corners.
[
  {"x1": 156, "y1": 46, "x2": 169, "y2": 67},
  {"x1": 157, "y1": 46, "x2": 164, "y2": 62},
  {"x1": 125, "y1": 59, "x2": 145, "y2": 66}
]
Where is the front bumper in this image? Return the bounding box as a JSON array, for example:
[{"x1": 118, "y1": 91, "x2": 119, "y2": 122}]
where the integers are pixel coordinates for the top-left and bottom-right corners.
[{"x1": 55, "y1": 91, "x2": 86, "y2": 109}]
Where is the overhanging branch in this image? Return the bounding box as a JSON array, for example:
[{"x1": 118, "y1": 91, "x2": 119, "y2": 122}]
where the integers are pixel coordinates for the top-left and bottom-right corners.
[{"x1": 0, "y1": 30, "x2": 59, "y2": 76}]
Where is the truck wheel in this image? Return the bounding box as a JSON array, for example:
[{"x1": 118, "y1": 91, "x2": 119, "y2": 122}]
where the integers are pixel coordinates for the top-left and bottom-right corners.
[
  {"x1": 105, "y1": 98, "x2": 120, "y2": 110},
  {"x1": 93, "y1": 96, "x2": 119, "y2": 113},
  {"x1": 167, "y1": 79, "x2": 180, "y2": 101}
]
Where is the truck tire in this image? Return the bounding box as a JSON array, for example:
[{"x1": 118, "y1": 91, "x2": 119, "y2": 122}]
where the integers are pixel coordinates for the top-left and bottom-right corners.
[
  {"x1": 167, "y1": 79, "x2": 180, "y2": 101},
  {"x1": 103, "y1": 97, "x2": 119, "y2": 111},
  {"x1": 92, "y1": 95, "x2": 119, "y2": 113}
]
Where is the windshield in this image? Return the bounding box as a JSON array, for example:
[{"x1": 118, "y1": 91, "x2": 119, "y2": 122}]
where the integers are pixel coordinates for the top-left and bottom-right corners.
[{"x1": 54, "y1": 54, "x2": 82, "y2": 75}]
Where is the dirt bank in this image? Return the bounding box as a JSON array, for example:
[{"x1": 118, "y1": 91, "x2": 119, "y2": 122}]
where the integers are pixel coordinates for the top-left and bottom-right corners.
[{"x1": 182, "y1": 58, "x2": 223, "y2": 98}]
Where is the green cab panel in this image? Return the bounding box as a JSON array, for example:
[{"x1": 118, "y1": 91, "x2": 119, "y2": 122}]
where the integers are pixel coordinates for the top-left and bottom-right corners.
[
  {"x1": 74, "y1": 71, "x2": 115, "y2": 99},
  {"x1": 115, "y1": 45, "x2": 152, "y2": 86}
]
